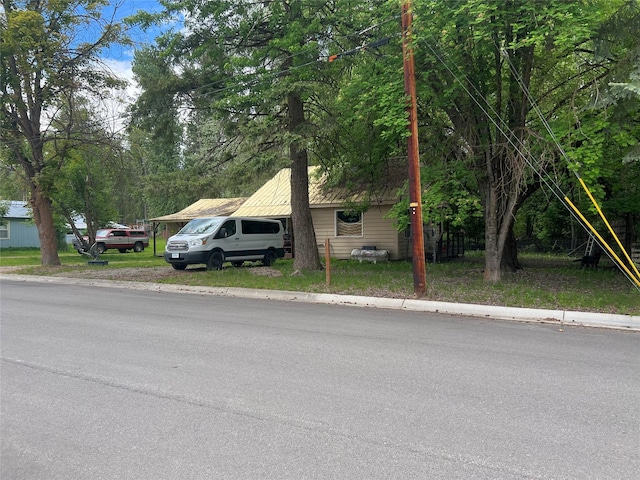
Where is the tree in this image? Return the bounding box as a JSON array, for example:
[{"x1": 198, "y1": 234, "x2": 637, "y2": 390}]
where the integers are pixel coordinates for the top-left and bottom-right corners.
[
  {"x1": 408, "y1": 0, "x2": 630, "y2": 282},
  {"x1": 0, "y1": 150, "x2": 27, "y2": 199},
  {"x1": 129, "y1": 1, "x2": 392, "y2": 270},
  {"x1": 0, "y1": 0, "x2": 128, "y2": 265}
]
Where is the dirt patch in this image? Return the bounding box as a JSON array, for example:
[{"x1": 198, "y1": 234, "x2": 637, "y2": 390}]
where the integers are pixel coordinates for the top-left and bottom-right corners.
[
  {"x1": 247, "y1": 267, "x2": 282, "y2": 277},
  {"x1": 46, "y1": 266, "x2": 180, "y2": 282},
  {"x1": 13, "y1": 265, "x2": 284, "y2": 282},
  {"x1": 0, "y1": 266, "x2": 26, "y2": 273}
]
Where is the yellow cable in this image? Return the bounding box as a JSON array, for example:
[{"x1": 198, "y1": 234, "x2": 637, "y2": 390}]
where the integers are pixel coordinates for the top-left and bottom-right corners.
[
  {"x1": 578, "y1": 178, "x2": 640, "y2": 280},
  {"x1": 565, "y1": 196, "x2": 640, "y2": 287}
]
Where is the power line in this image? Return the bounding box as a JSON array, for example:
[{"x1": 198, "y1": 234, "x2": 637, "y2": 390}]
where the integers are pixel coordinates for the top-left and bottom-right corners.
[
  {"x1": 498, "y1": 45, "x2": 640, "y2": 285},
  {"x1": 421, "y1": 38, "x2": 640, "y2": 289}
]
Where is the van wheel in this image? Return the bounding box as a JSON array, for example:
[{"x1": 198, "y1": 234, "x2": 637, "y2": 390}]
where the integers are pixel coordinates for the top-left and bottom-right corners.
[
  {"x1": 133, "y1": 242, "x2": 144, "y2": 253},
  {"x1": 262, "y1": 250, "x2": 277, "y2": 266},
  {"x1": 172, "y1": 263, "x2": 187, "y2": 270},
  {"x1": 232, "y1": 261, "x2": 244, "y2": 268},
  {"x1": 207, "y1": 251, "x2": 224, "y2": 270},
  {"x1": 96, "y1": 243, "x2": 106, "y2": 254}
]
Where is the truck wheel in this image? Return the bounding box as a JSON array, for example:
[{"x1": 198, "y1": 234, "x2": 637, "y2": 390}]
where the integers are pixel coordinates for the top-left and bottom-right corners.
[
  {"x1": 206, "y1": 251, "x2": 224, "y2": 270},
  {"x1": 172, "y1": 263, "x2": 187, "y2": 270},
  {"x1": 96, "y1": 243, "x2": 106, "y2": 254},
  {"x1": 262, "y1": 250, "x2": 277, "y2": 266},
  {"x1": 133, "y1": 242, "x2": 144, "y2": 253}
]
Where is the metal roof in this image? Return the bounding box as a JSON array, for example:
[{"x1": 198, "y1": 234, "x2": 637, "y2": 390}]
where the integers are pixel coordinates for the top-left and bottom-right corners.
[
  {"x1": 233, "y1": 166, "x2": 401, "y2": 218},
  {"x1": 233, "y1": 168, "x2": 296, "y2": 217},
  {"x1": 2, "y1": 201, "x2": 31, "y2": 219},
  {"x1": 150, "y1": 198, "x2": 247, "y2": 222}
]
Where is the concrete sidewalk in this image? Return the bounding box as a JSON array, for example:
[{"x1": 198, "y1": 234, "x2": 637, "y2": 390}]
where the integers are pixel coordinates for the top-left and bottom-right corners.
[{"x1": 2, "y1": 274, "x2": 639, "y2": 331}]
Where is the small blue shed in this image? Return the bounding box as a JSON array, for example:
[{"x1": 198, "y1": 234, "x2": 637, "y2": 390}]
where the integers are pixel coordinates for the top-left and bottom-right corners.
[{"x1": 0, "y1": 201, "x2": 40, "y2": 248}]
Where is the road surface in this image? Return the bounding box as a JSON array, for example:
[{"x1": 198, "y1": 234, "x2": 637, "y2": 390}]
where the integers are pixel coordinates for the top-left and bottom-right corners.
[{"x1": 1, "y1": 279, "x2": 638, "y2": 479}]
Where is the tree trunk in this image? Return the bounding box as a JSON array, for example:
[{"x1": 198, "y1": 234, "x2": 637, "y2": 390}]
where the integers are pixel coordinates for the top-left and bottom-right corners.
[
  {"x1": 500, "y1": 226, "x2": 520, "y2": 272},
  {"x1": 30, "y1": 182, "x2": 61, "y2": 266},
  {"x1": 482, "y1": 183, "x2": 502, "y2": 283},
  {"x1": 18, "y1": 141, "x2": 62, "y2": 266},
  {"x1": 479, "y1": 155, "x2": 521, "y2": 282},
  {"x1": 288, "y1": 92, "x2": 322, "y2": 271}
]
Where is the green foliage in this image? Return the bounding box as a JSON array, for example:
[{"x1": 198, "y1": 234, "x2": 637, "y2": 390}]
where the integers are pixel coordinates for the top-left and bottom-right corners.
[
  {"x1": 123, "y1": 0, "x2": 640, "y2": 269},
  {"x1": 514, "y1": 189, "x2": 574, "y2": 250},
  {"x1": 387, "y1": 155, "x2": 483, "y2": 233},
  {"x1": 128, "y1": 1, "x2": 400, "y2": 194},
  {"x1": 404, "y1": 0, "x2": 640, "y2": 277},
  {"x1": 0, "y1": 161, "x2": 27, "y2": 199},
  {"x1": 55, "y1": 147, "x2": 117, "y2": 224},
  {"x1": 1, "y1": 0, "x2": 132, "y2": 265},
  {"x1": 0, "y1": 200, "x2": 8, "y2": 224}
]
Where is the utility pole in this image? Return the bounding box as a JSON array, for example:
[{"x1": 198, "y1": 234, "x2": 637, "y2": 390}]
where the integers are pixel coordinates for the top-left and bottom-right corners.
[{"x1": 402, "y1": 0, "x2": 426, "y2": 296}]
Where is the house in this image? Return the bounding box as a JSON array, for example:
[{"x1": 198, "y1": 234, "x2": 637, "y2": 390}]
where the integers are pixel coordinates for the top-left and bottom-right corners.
[
  {"x1": 0, "y1": 201, "x2": 40, "y2": 248},
  {"x1": 150, "y1": 198, "x2": 248, "y2": 238},
  {"x1": 153, "y1": 167, "x2": 464, "y2": 262},
  {"x1": 233, "y1": 166, "x2": 411, "y2": 260}
]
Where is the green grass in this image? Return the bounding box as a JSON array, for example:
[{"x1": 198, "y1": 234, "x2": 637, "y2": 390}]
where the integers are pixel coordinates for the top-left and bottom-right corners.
[
  {"x1": 0, "y1": 244, "x2": 167, "y2": 268},
  {"x1": 1, "y1": 246, "x2": 639, "y2": 315}
]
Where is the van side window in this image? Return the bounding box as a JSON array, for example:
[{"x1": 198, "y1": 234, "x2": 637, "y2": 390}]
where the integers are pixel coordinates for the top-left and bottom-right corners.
[
  {"x1": 220, "y1": 219, "x2": 236, "y2": 237},
  {"x1": 241, "y1": 220, "x2": 279, "y2": 234}
]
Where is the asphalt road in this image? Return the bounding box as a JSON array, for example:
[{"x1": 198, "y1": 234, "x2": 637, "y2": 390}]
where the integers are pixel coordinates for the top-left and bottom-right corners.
[{"x1": 1, "y1": 279, "x2": 638, "y2": 479}]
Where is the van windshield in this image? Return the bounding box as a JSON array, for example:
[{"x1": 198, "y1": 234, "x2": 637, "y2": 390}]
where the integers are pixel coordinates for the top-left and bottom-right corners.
[{"x1": 178, "y1": 218, "x2": 223, "y2": 235}]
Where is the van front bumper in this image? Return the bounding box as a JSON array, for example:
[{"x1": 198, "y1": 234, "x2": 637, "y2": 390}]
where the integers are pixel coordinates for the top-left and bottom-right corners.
[{"x1": 164, "y1": 251, "x2": 210, "y2": 265}]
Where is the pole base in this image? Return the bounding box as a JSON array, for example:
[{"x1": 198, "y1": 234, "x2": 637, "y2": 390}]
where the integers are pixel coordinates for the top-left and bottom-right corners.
[{"x1": 87, "y1": 260, "x2": 109, "y2": 266}]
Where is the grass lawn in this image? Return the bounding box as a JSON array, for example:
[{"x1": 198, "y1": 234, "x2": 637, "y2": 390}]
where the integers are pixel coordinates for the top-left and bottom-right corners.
[{"x1": 1, "y1": 244, "x2": 639, "y2": 316}]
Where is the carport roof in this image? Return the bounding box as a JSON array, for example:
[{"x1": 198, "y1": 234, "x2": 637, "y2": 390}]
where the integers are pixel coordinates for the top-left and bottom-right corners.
[{"x1": 150, "y1": 198, "x2": 247, "y2": 222}]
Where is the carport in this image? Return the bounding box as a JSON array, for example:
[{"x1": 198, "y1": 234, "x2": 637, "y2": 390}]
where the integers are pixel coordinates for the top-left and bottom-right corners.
[{"x1": 149, "y1": 198, "x2": 247, "y2": 256}]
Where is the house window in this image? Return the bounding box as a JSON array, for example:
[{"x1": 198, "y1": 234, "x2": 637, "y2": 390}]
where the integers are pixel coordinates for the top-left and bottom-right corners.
[
  {"x1": 0, "y1": 221, "x2": 8, "y2": 239},
  {"x1": 335, "y1": 210, "x2": 363, "y2": 237}
]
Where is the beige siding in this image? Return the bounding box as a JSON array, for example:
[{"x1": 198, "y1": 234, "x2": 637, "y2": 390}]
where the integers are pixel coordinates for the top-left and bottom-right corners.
[
  {"x1": 397, "y1": 229, "x2": 411, "y2": 260},
  {"x1": 311, "y1": 206, "x2": 407, "y2": 260}
]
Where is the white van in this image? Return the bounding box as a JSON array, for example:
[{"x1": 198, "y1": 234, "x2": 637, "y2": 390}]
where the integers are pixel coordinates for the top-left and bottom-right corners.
[{"x1": 164, "y1": 216, "x2": 285, "y2": 270}]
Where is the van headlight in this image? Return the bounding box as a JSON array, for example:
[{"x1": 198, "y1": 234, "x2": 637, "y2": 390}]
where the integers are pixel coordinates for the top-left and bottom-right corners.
[{"x1": 189, "y1": 238, "x2": 207, "y2": 247}]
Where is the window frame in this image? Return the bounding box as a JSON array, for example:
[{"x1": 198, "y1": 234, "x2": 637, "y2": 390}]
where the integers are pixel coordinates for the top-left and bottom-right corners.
[{"x1": 335, "y1": 210, "x2": 363, "y2": 237}]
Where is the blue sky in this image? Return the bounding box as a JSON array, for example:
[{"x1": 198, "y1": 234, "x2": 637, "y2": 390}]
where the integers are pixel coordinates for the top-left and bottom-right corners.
[
  {"x1": 91, "y1": 0, "x2": 177, "y2": 130},
  {"x1": 100, "y1": 0, "x2": 174, "y2": 98},
  {"x1": 103, "y1": 0, "x2": 170, "y2": 61}
]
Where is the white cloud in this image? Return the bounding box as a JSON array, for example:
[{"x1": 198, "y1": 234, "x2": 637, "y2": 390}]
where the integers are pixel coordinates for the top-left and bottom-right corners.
[
  {"x1": 87, "y1": 58, "x2": 141, "y2": 135},
  {"x1": 102, "y1": 57, "x2": 141, "y2": 102}
]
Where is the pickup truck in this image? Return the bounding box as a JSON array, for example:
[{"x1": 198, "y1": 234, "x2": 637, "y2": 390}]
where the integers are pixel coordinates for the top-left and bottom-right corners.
[{"x1": 74, "y1": 228, "x2": 149, "y2": 254}]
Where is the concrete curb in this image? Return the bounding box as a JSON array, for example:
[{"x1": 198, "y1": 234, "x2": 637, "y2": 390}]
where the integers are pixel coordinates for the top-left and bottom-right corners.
[{"x1": 2, "y1": 274, "x2": 639, "y2": 331}]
